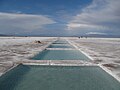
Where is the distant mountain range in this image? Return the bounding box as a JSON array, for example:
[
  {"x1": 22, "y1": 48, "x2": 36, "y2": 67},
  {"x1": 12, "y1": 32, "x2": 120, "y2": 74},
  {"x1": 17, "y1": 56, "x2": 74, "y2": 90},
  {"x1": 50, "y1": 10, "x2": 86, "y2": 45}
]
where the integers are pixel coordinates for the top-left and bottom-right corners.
[
  {"x1": 0, "y1": 34, "x2": 13, "y2": 37},
  {"x1": 0, "y1": 34, "x2": 8, "y2": 36},
  {"x1": 0, "y1": 34, "x2": 120, "y2": 38},
  {"x1": 85, "y1": 34, "x2": 120, "y2": 38}
]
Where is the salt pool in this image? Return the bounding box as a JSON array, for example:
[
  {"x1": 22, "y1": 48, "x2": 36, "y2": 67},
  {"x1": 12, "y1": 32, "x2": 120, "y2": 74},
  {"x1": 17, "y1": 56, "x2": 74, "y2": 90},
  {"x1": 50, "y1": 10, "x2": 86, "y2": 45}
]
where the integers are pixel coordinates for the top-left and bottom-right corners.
[
  {"x1": 48, "y1": 44, "x2": 74, "y2": 48},
  {"x1": 31, "y1": 50, "x2": 90, "y2": 60},
  {"x1": 52, "y1": 40, "x2": 68, "y2": 44},
  {"x1": 52, "y1": 42, "x2": 68, "y2": 44},
  {"x1": 0, "y1": 65, "x2": 120, "y2": 90}
]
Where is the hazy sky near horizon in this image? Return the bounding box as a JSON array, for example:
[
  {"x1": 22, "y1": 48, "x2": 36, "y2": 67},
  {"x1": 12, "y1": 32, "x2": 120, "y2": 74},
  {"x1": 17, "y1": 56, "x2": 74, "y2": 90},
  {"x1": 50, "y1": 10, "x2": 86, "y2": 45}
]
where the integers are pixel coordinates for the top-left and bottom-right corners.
[{"x1": 0, "y1": 0, "x2": 120, "y2": 36}]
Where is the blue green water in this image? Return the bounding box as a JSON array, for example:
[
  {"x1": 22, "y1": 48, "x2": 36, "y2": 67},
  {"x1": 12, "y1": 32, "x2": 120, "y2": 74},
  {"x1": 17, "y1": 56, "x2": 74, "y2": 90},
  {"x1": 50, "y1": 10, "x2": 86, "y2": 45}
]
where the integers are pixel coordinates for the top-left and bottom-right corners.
[
  {"x1": 48, "y1": 44, "x2": 74, "y2": 48},
  {"x1": 53, "y1": 42, "x2": 68, "y2": 44},
  {"x1": 31, "y1": 50, "x2": 90, "y2": 60},
  {"x1": 52, "y1": 40, "x2": 68, "y2": 44},
  {"x1": 0, "y1": 65, "x2": 120, "y2": 90}
]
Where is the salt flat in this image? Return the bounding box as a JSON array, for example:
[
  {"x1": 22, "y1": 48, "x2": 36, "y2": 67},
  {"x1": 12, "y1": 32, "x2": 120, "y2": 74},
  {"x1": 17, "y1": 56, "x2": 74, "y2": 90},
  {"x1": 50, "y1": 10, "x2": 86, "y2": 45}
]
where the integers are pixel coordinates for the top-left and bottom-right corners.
[{"x1": 0, "y1": 37, "x2": 120, "y2": 82}]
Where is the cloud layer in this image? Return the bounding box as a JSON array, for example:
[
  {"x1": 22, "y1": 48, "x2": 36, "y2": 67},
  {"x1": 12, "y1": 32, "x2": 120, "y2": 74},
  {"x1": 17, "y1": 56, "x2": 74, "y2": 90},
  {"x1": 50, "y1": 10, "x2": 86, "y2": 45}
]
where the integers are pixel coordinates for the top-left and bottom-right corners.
[
  {"x1": 67, "y1": 0, "x2": 120, "y2": 32},
  {"x1": 0, "y1": 12, "x2": 55, "y2": 34}
]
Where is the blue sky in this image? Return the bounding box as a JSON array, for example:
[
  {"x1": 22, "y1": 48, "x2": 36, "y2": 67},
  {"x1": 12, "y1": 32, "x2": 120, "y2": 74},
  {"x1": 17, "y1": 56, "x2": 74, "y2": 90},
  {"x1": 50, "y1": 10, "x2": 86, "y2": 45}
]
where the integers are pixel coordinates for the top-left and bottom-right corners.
[{"x1": 0, "y1": 0, "x2": 120, "y2": 36}]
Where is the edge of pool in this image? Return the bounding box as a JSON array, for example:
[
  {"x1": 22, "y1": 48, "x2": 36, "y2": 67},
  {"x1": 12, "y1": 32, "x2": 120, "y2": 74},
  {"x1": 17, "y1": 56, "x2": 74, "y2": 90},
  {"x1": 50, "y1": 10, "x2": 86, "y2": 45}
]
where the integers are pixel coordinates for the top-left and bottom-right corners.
[
  {"x1": 66, "y1": 39, "x2": 94, "y2": 61},
  {"x1": 28, "y1": 39, "x2": 57, "y2": 60},
  {"x1": 66, "y1": 38, "x2": 120, "y2": 83},
  {"x1": 0, "y1": 64, "x2": 18, "y2": 77},
  {"x1": 0, "y1": 38, "x2": 57, "y2": 77},
  {"x1": 99, "y1": 64, "x2": 120, "y2": 83}
]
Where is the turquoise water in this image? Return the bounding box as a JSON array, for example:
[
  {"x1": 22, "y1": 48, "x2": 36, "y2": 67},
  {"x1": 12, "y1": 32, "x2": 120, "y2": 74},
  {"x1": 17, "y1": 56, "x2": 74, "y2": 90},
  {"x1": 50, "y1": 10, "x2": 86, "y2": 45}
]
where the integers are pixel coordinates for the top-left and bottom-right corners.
[
  {"x1": 48, "y1": 44, "x2": 74, "y2": 48},
  {"x1": 31, "y1": 50, "x2": 90, "y2": 60},
  {"x1": 52, "y1": 40, "x2": 68, "y2": 44},
  {"x1": 0, "y1": 65, "x2": 120, "y2": 90},
  {"x1": 53, "y1": 42, "x2": 68, "y2": 44}
]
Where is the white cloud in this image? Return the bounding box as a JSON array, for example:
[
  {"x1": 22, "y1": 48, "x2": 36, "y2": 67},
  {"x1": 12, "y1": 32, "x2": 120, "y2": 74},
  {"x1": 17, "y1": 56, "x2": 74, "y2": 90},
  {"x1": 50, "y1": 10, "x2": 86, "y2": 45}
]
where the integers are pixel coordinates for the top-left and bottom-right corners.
[
  {"x1": 67, "y1": 0, "x2": 120, "y2": 31},
  {"x1": 0, "y1": 12, "x2": 56, "y2": 32},
  {"x1": 67, "y1": 23, "x2": 108, "y2": 30},
  {"x1": 86, "y1": 32, "x2": 107, "y2": 35}
]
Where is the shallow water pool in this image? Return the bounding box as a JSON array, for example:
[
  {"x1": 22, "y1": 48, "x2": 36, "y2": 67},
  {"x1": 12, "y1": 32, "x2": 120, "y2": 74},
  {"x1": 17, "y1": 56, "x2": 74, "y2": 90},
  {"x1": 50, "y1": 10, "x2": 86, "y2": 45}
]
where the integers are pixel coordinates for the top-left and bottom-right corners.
[
  {"x1": 31, "y1": 50, "x2": 90, "y2": 60},
  {"x1": 0, "y1": 65, "x2": 120, "y2": 90},
  {"x1": 48, "y1": 44, "x2": 74, "y2": 48},
  {"x1": 52, "y1": 40, "x2": 69, "y2": 44}
]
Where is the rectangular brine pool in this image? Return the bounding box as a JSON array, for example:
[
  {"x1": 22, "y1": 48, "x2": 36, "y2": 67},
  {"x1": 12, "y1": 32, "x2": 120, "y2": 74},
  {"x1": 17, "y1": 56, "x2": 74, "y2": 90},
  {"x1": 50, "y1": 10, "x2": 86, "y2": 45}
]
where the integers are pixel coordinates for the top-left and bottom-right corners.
[
  {"x1": 48, "y1": 44, "x2": 74, "y2": 48},
  {"x1": 52, "y1": 40, "x2": 69, "y2": 44},
  {"x1": 31, "y1": 50, "x2": 90, "y2": 60},
  {"x1": 0, "y1": 65, "x2": 120, "y2": 90}
]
